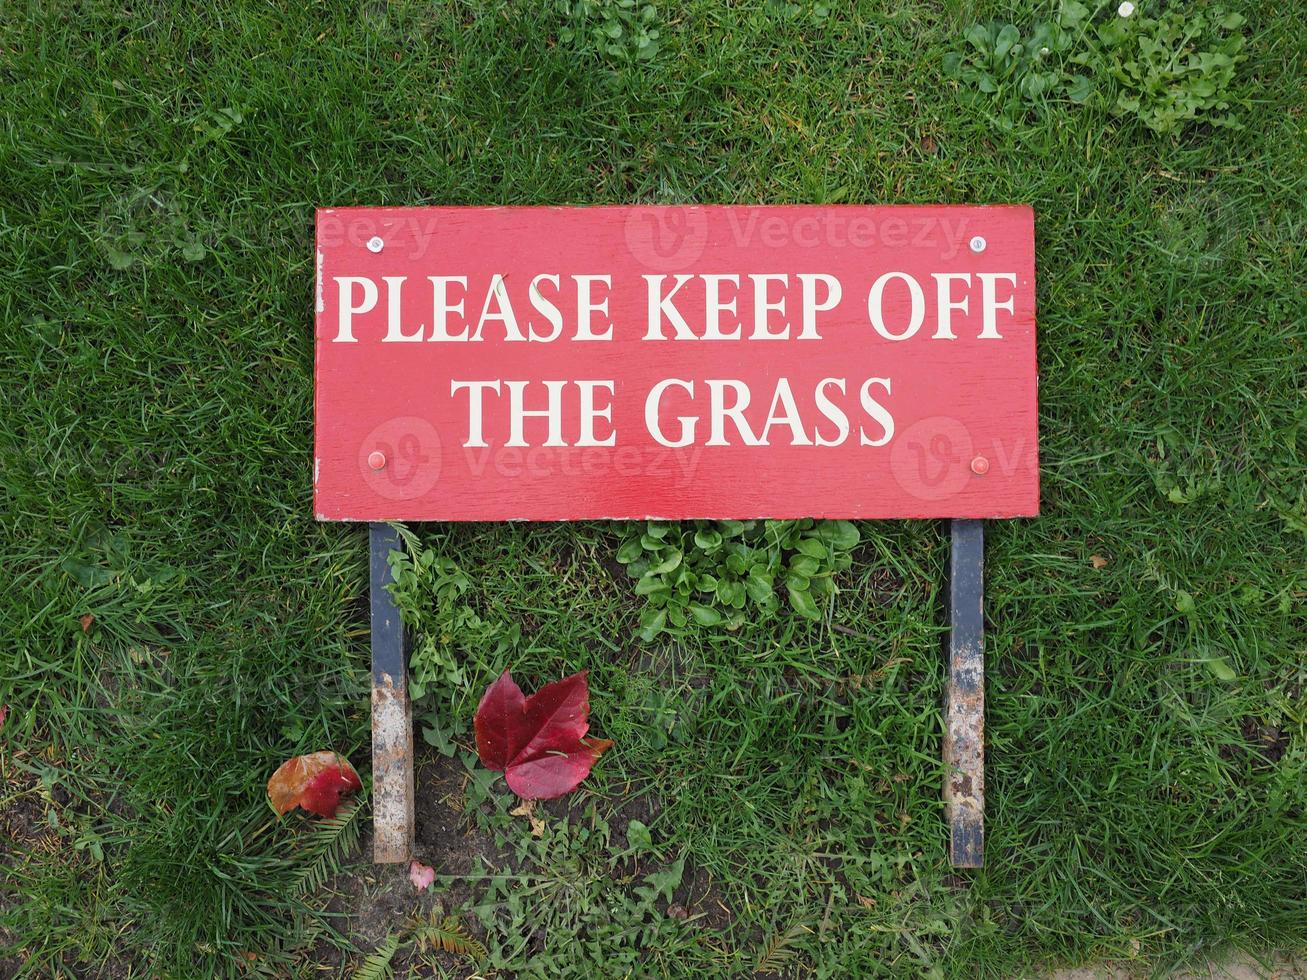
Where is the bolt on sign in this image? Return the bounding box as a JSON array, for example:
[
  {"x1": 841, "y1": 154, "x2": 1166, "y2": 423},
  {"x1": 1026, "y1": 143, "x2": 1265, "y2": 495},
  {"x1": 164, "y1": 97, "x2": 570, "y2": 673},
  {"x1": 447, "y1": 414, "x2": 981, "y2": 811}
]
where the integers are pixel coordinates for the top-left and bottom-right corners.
[{"x1": 314, "y1": 206, "x2": 1038, "y2": 521}]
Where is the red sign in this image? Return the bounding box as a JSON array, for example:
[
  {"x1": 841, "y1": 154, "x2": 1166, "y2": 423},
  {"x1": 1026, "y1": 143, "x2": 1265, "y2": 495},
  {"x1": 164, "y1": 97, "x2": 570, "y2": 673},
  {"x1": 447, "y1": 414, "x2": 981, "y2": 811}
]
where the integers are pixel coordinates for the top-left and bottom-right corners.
[{"x1": 314, "y1": 206, "x2": 1038, "y2": 521}]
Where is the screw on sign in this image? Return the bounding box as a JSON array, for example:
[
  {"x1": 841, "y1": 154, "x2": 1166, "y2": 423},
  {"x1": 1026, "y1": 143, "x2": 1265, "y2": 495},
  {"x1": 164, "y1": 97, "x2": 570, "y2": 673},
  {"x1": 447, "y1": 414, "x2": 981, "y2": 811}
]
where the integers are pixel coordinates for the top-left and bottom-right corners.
[
  {"x1": 347, "y1": 417, "x2": 442, "y2": 506},
  {"x1": 313, "y1": 205, "x2": 1038, "y2": 866},
  {"x1": 889, "y1": 416, "x2": 977, "y2": 504}
]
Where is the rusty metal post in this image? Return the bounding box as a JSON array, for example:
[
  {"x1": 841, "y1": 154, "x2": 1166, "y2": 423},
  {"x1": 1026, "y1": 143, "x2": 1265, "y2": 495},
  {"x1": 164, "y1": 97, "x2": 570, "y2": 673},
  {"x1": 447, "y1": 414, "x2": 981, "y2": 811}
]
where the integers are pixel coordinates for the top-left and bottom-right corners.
[
  {"x1": 944, "y1": 518, "x2": 984, "y2": 868},
  {"x1": 370, "y1": 522, "x2": 414, "y2": 863}
]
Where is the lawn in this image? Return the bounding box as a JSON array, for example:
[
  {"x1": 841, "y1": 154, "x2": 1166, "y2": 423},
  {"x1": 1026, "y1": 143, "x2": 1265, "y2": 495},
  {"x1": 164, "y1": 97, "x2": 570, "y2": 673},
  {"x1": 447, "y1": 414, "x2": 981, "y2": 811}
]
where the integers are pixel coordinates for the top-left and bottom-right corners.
[{"x1": 1, "y1": 0, "x2": 1304, "y2": 977}]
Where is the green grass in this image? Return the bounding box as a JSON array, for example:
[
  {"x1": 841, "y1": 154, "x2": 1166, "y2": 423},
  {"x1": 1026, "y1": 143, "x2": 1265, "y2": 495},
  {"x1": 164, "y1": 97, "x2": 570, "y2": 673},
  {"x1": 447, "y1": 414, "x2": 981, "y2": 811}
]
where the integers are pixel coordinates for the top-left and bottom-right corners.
[{"x1": 1, "y1": 0, "x2": 1304, "y2": 976}]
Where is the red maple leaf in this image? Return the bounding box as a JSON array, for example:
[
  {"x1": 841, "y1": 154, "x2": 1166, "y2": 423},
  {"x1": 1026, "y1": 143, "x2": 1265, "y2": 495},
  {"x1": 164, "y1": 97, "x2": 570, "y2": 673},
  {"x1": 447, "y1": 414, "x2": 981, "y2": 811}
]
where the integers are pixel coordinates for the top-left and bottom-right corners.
[
  {"x1": 474, "y1": 670, "x2": 612, "y2": 800},
  {"x1": 267, "y1": 751, "x2": 362, "y2": 818}
]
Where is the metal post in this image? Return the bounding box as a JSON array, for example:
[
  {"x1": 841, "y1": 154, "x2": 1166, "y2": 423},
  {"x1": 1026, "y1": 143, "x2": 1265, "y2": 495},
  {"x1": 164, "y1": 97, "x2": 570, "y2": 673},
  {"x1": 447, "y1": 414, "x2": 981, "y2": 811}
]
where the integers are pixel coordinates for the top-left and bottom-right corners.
[
  {"x1": 945, "y1": 518, "x2": 984, "y2": 868},
  {"x1": 370, "y1": 522, "x2": 414, "y2": 863}
]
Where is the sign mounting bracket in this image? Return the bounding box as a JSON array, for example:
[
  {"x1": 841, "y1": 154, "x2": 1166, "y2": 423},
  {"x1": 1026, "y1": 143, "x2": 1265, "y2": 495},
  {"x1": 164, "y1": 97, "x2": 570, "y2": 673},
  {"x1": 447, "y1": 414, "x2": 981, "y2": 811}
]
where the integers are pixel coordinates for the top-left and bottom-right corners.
[
  {"x1": 369, "y1": 521, "x2": 414, "y2": 863},
  {"x1": 945, "y1": 518, "x2": 984, "y2": 867},
  {"x1": 366, "y1": 518, "x2": 988, "y2": 868}
]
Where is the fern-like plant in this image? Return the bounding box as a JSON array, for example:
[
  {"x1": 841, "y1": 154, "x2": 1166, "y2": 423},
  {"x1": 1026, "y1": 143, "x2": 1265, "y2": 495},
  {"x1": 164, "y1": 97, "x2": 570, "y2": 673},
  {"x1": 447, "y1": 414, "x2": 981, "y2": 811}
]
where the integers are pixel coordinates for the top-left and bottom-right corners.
[
  {"x1": 755, "y1": 920, "x2": 812, "y2": 974},
  {"x1": 352, "y1": 932, "x2": 403, "y2": 980},
  {"x1": 350, "y1": 905, "x2": 486, "y2": 979},
  {"x1": 291, "y1": 796, "x2": 364, "y2": 896},
  {"x1": 409, "y1": 907, "x2": 488, "y2": 959}
]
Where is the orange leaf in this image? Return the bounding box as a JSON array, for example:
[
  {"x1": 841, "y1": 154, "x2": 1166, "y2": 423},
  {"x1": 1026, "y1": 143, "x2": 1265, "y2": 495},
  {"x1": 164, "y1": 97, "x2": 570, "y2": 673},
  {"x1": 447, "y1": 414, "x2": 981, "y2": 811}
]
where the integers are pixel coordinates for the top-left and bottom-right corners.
[{"x1": 267, "y1": 751, "x2": 361, "y2": 817}]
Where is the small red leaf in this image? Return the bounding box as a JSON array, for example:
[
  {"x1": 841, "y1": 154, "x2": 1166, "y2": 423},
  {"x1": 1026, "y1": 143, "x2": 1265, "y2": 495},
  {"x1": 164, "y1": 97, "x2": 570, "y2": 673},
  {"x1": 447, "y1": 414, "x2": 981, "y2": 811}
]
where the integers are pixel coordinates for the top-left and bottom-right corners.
[
  {"x1": 267, "y1": 751, "x2": 361, "y2": 818},
  {"x1": 473, "y1": 670, "x2": 611, "y2": 800},
  {"x1": 409, "y1": 860, "x2": 435, "y2": 891}
]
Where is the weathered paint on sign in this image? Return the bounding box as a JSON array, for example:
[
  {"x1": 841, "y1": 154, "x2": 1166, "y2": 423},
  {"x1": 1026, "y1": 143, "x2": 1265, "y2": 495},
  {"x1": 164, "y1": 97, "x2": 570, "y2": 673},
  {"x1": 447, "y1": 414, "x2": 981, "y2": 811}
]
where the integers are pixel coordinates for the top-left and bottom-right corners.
[{"x1": 314, "y1": 205, "x2": 1038, "y2": 521}]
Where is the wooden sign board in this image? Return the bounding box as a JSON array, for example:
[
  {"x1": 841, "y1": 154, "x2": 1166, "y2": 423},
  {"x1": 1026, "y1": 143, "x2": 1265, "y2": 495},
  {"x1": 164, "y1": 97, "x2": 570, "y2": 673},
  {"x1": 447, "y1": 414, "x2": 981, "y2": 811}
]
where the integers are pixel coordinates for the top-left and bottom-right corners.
[{"x1": 314, "y1": 206, "x2": 1038, "y2": 521}]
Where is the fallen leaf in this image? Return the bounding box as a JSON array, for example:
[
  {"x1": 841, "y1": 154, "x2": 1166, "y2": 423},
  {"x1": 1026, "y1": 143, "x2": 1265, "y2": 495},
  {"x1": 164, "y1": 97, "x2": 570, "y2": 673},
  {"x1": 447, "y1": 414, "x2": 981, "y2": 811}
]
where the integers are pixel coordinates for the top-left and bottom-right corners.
[
  {"x1": 1090, "y1": 555, "x2": 1108, "y2": 569},
  {"x1": 409, "y1": 860, "x2": 435, "y2": 891},
  {"x1": 0, "y1": 704, "x2": 7, "y2": 731},
  {"x1": 474, "y1": 670, "x2": 611, "y2": 800},
  {"x1": 79, "y1": 614, "x2": 95, "y2": 632},
  {"x1": 267, "y1": 751, "x2": 361, "y2": 818},
  {"x1": 510, "y1": 799, "x2": 546, "y2": 837}
]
